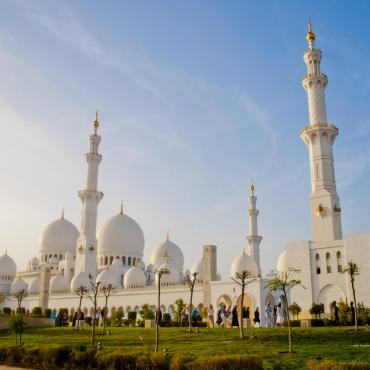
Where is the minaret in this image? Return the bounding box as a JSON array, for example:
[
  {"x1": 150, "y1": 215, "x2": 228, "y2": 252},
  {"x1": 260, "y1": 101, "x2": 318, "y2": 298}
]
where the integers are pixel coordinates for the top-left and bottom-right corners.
[
  {"x1": 300, "y1": 21, "x2": 342, "y2": 242},
  {"x1": 246, "y1": 180, "x2": 262, "y2": 277},
  {"x1": 75, "y1": 113, "x2": 104, "y2": 279}
]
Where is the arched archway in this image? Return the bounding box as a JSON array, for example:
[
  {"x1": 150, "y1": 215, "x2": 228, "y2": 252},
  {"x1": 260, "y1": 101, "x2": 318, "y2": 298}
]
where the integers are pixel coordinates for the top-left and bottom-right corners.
[
  {"x1": 216, "y1": 294, "x2": 232, "y2": 308},
  {"x1": 265, "y1": 293, "x2": 275, "y2": 306},
  {"x1": 236, "y1": 293, "x2": 254, "y2": 311},
  {"x1": 317, "y1": 284, "x2": 346, "y2": 312}
]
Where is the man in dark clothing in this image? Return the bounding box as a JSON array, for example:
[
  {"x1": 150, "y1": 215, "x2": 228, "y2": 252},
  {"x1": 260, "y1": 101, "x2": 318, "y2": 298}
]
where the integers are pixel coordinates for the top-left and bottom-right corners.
[
  {"x1": 350, "y1": 301, "x2": 355, "y2": 326},
  {"x1": 333, "y1": 301, "x2": 340, "y2": 325}
]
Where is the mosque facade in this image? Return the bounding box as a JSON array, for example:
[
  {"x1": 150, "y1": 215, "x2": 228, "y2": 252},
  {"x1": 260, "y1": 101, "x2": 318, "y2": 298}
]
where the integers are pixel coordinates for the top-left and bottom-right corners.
[{"x1": 1, "y1": 24, "x2": 370, "y2": 321}]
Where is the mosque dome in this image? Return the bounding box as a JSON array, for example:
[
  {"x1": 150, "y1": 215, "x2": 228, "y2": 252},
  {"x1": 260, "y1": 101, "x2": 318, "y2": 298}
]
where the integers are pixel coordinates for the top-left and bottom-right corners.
[
  {"x1": 10, "y1": 279, "x2": 28, "y2": 295},
  {"x1": 50, "y1": 275, "x2": 68, "y2": 293},
  {"x1": 0, "y1": 253, "x2": 17, "y2": 277},
  {"x1": 39, "y1": 215, "x2": 79, "y2": 257},
  {"x1": 150, "y1": 236, "x2": 184, "y2": 272},
  {"x1": 191, "y1": 258, "x2": 203, "y2": 280},
  {"x1": 230, "y1": 251, "x2": 258, "y2": 278},
  {"x1": 28, "y1": 277, "x2": 40, "y2": 295},
  {"x1": 155, "y1": 261, "x2": 180, "y2": 285},
  {"x1": 96, "y1": 269, "x2": 117, "y2": 289},
  {"x1": 97, "y1": 211, "x2": 144, "y2": 257},
  {"x1": 70, "y1": 271, "x2": 91, "y2": 292},
  {"x1": 124, "y1": 266, "x2": 146, "y2": 289},
  {"x1": 276, "y1": 249, "x2": 288, "y2": 272}
]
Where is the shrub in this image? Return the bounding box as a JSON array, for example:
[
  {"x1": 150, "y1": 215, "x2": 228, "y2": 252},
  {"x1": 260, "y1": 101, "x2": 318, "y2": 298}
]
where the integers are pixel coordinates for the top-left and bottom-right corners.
[
  {"x1": 128, "y1": 311, "x2": 137, "y2": 324},
  {"x1": 68, "y1": 348, "x2": 96, "y2": 368},
  {"x1": 139, "y1": 303, "x2": 155, "y2": 320},
  {"x1": 42, "y1": 346, "x2": 71, "y2": 368},
  {"x1": 2, "y1": 307, "x2": 11, "y2": 315},
  {"x1": 308, "y1": 360, "x2": 370, "y2": 370},
  {"x1": 43, "y1": 308, "x2": 52, "y2": 318},
  {"x1": 282, "y1": 320, "x2": 301, "y2": 327},
  {"x1": 110, "y1": 307, "x2": 124, "y2": 326},
  {"x1": 96, "y1": 351, "x2": 138, "y2": 369},
  {"x1": 310, "y1": 303, "x2": 324, "y2": 319},
  {"x1": 31, "y1": 307, "x2": 43, "y2": 315},
  {"x1": 184, "y1": 355, "x2": 263, "y2": 370},
  {"x1": 288, "y1": 302, "x2": 302, "y2": 320},
  {"x1": 311, "y1": 319, "x2": 325, "y2": 327},
  {"x1": 6, "y1": 346, "x2": 25, "y2": 366}
]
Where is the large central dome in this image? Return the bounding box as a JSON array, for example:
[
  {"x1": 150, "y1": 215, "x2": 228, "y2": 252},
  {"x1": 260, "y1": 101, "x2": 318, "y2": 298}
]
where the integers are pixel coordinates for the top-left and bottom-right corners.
[{"x1": 97, "y1": 209, "x2": 144, "y2": 268}]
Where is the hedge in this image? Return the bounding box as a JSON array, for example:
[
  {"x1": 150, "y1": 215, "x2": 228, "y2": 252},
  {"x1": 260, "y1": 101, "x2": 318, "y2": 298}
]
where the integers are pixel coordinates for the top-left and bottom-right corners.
[
  {"x1": 308, "y1": 360, "x2": 370, "y2": 370},
  {"x1": 0, "y1": 345, "x2": 263, "y2": 370}
]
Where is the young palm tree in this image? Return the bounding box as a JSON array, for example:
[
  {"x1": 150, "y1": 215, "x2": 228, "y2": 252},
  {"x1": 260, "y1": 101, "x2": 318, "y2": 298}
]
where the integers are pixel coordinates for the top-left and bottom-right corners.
[
  {"x1": 184, "y1": 272, "x2": 198, "y2": 333},
  {"x1": 265, "y1": 268, "x2": 304, "y2": 353},
  {"x1": 231, "y1": 270, "x2": 255, "y2": 339},
  {"x1": 342, "y1": 261, "x2": 360, "y2": 331}
]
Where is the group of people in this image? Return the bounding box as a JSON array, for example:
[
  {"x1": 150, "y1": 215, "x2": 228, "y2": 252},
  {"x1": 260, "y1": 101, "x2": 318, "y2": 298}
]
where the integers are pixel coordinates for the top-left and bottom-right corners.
[
  {"x1": 264, "y1": 302, "x2": 284, "y2": 327},
  {"x1": 211, "y1": 304, "x2": 260, "y2": 328}
]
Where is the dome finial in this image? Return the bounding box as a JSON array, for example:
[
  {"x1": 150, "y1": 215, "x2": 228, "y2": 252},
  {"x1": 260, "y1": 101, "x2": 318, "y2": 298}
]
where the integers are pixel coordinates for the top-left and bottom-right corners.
[
  {"x1": 93, "y1": 110, "x2": 99, "y2": 133},
  {"x1": 120, "y1": 201, "x2": 124, "y2": 215},
  {"x1": 250, "y1": 178, "x2": 255, "y2": 195},
  {"x1": 306, "y1": 19, "x2": 315, "y2": 44}
]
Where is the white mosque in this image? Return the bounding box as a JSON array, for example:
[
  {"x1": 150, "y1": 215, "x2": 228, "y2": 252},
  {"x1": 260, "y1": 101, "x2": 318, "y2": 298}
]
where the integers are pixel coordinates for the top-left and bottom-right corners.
[{"x1": 1, "y1": 23, "x2": 370, "y2": 321}]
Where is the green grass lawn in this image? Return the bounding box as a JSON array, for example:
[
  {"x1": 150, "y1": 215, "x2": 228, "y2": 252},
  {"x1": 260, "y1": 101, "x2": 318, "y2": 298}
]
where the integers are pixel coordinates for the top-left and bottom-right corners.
[{"x1": 0, "y1": 326, "x2": 370, "y2": 369}]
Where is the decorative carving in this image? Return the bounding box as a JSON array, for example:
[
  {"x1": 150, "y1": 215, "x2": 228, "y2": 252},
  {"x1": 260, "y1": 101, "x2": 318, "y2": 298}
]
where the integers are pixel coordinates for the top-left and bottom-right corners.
[
  {"x1": 89, "y1": 245, "x2": 95, "y2": 252},
  {"x1": 78, "y1": 245, "x2": 84, "y2": 253},
  {"x1": 315, "y1": 204, "x2": 326, "y2": 216}
]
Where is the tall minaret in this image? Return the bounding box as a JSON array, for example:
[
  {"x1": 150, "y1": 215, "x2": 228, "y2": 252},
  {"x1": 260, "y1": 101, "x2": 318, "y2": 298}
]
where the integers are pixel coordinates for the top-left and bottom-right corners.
[
  {"x1": 246, "y1": 180, "x2": 262, "y2": 277},
  {"x1": 75, "y1": 113, "x2": 104, "y2": 279},
  {"x1": 300, "y1": 21, "x2": 342, "y2": 242}
]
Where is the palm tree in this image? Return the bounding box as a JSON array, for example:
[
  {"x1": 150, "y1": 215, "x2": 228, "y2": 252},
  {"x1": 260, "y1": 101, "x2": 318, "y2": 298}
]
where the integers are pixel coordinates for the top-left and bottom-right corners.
[
  {"x1": 184, "y1": 272, "x2": 198, "y2": 333},
  {"x1": 231, "y1": 270, "x2": 255, "y2": 339},
  {"x1": 342, "y1": 261, "x2": 360, "y2": 331},
  {"x1": 265, "y1": 268, "x2": 304, "y2": 353},
  {"x1": 154, "y1": 267, "x2": 169, "y2": 353}
]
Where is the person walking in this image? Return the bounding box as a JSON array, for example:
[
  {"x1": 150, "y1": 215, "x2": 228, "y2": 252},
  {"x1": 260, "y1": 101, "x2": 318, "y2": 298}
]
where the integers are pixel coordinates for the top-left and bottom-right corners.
[
  {"x1": 276, "y1": 302, "x2": 283, "y2": 326},
  {"x1": 253, "y1": 307, "x2": 260, "y2": 327},
  {"x1": 333, "y1": 301, "x2": 340, "y2": 325},
  {"x1": 231, "y1": 305, "x2": 239, "y2": 328},
  {"x1": 265, "y1": 302, "x2": 273, "y2": 327},
  {"x1": 350, "y1": 302, "x2": 355, "y2": 326},
  {"x1": 207, "y1": 304, "x2": 214, "y2": 328}
]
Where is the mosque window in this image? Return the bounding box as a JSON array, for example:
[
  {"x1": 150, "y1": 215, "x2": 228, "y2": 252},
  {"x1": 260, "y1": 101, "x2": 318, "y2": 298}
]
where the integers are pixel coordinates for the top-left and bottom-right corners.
[
  {"x1": 337, "y1": 251, "x2": 342, "y2": 272},
  {"x1": 122, "y1": 256, "x2": 126, "y2": 265},
  {"x1": 326, "y1": 252, "x2": 331, "y2": 273},
  {"x1": 59, "y1": 254, "x2": 62, "y2": 260},
  {"x1": 315, "y1": 253, "x2": 321, "y2": 274},
  {"x1": 133, "y1": 257, "x2": 136, "y2": 266},
  {"x1": 104, "y1": 256, "x2": 108, "y2": 265},
  {"x1": 110, "y1": 256, "x2": 114, "y2": 265},
  {"x1": 128, "y1": 257, "x2": 131, "y2": 266}
]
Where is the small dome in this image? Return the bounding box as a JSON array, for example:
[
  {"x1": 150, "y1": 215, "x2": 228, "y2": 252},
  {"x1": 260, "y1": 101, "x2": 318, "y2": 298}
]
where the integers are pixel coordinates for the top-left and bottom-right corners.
[
  {"x1": 48, "y1": 256, "x2": 58, "y2": 265},
  {"x1": 50, "y1": 275, "x2": 68, "y2": 293},
  {"x1": 98, "y1": 212, "x2": 144, "y2": 256},
  {"x1": 230, "y1": 251, "x2": 258, "y2": 278},
  {"x1": 39, "y1": 216, "x2": 79, "y2": 256},
  {"x1": 155, "y1": 261, "x2": 180, "y2": 285},
  {"x1": 96, "y1": 269, "x2": 117, "y2": 289},
  {"x1": 0, "y1": 253, "x2": 17, "y2": 277},
  {"x1": 65, "y1": 251, "x2": 73, "y2": 260},
  {"x1": 124, "y1": 265, "x2": 146, "y2": 289},
  {"x1": 70, "y1": 271, "x2": 91, "y2": 292},
  {"x1": 277, "y1": 249, "x2": 288, "y2": 272},
  {"x1": 28, "y1": 277, "x2": 40, "y2": 295},
  {"x1": 10, "y1": 279, "x2": 28, "y2": 295},
  {"x1": 150, "y1": 237, "x2": 184, "y2": 272},
  {"x1": 191, "y1": 258, "x2": 203, "y2": 280}
]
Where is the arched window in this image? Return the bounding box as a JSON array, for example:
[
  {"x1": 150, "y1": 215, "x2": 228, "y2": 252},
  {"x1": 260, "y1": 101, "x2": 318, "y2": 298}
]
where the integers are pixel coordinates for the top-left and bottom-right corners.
[
  {"x1": 315, "y1": 253, "x2": 321, "y2": 274},
  {"x1": 326, "y1": 252, "x2": 331, "y2": 273},
  {"x1": 59, "y1": 254, "x2": 63, "y2": 260},
  {"x1": 128, "y1": 257, "x2": 131, "y2": 266},
  {"x1": 337, "y1": 251, "x2": 342, "y2": 272},
  {"x1": 110, "y1": 256, "x2": 114, "y2": 265},
  {"x1": 104, "y1": 256, "x2": 108, "y2": 265},
  {"x1": 133, "y1": 257, "x2": 136, "y2": 266},
  {"x1": 122, "y1": 256, "x2": 126, "y2": 265}
]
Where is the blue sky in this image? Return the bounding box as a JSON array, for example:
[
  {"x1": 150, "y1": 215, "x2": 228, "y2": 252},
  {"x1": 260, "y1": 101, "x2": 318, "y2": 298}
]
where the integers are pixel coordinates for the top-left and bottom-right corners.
[{"x1": 1, "y1": 0, "x2": 370, "y2": 277}]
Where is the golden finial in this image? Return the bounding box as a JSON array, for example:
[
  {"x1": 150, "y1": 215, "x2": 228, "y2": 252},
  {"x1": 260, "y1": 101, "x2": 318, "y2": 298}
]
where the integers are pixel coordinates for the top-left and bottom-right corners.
[
  {"x1": 306, "y1": 19, "x2": 315, "y2": 42},
  {"x1": 93, "y1": 110, "x2": 99, "y2": 131},
  {"x1": 120, "y1": 201, "x2": 124, "y2": 215},
  {"x1": 250, "y1": 178, "x2": 255, "y2": 195},
  {"x1": 61, "y1": 208, "x2": 64, "y2": 220}
]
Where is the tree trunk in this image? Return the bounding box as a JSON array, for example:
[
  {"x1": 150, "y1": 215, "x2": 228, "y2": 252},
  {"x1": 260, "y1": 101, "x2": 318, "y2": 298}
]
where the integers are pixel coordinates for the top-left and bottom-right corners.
[
  {"x1": 351, "y1": 278, "x2": 358, "y2": 332},
  {"x1": 102, "y1": 295, "x2": 108, "y2": 335},
  {"x1": 77, "y1": 295, "x2": 83, "y2": 330},
  {"x1": 189, "y1": 288, "x2": 193, "y2": 333},
  {"x1": 283, "y1": 290, "x2": 292, "y2": 353},
  {"x1": 91, "y1": 295, "x2": 97, "y2": 348},
  {"x1": 239, "y1": 283, "x2": 245, "y2": 339},
  {"x1": 155, "y1": 278, "x2": 160, "y2": 353}
]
